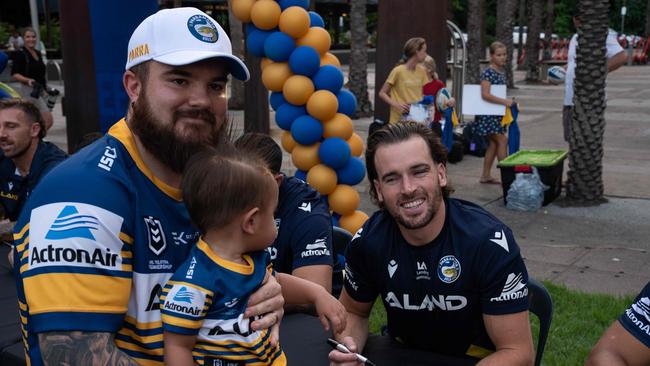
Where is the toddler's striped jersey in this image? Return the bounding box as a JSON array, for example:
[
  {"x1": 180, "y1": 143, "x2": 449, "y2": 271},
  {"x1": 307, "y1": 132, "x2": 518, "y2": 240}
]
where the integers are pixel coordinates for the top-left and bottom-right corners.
[
  {"x1": 14, "y1": 119, "x2": 200, "y2": 365},
  {"x1": 161, "y1": 239, "x2": 286, "y2": 365}
]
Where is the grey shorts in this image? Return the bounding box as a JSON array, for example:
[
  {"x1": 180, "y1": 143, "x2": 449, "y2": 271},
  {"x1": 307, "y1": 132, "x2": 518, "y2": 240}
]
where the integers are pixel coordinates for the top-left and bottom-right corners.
[
  {"x1": 16, "y1": 83, "x2": 49, "y2": 112},
  {"x1": 562, "y1": 106, "x2": 573, "y2": 142}
]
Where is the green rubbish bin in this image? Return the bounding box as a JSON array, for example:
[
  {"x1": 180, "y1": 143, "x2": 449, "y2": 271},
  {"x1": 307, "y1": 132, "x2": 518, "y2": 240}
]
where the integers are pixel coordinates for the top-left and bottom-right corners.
[{"x1": 497, "y1": 150, "x2": 568, "y2": 206}]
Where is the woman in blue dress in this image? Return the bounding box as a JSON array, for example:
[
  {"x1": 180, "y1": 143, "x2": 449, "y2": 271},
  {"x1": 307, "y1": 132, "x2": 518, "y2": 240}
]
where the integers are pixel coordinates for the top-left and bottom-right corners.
[{"x1": 476, "y1": 41, "x2": 515, "y2": 184}]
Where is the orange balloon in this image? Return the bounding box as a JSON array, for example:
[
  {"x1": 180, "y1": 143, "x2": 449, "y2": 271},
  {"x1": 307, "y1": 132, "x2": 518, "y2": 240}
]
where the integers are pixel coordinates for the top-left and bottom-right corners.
[
  {"x1": 281, "y1": 130, "x2": 296, "y2": 153},
  {"x1": 347, "y1": 133, "x2": 364, "y2": 157},
  {"x1": 307, "y1": 90, "x2": 338, "y2": 121},
  {"x1": 296, "y1": 27, "x2": 332, "y2": 55},
  {"x1": 261, "y1": 57, "x2": 274, "y2": 70},
  {"x1": 251, "y1": 0, "x2": 282, "y2": 30},
  {"x1": 291, "y1": 143, "x2": 320, "y2": 171},
  {"x1": 307, "y1": 164, "x2": 338, "y2": 195},
  {"x1": 328, "y1": 185, "x2": 360, "y2": 216},
  {"x1": 282, "y1": 75, "x2": 315, "y2": 105},
  {"x1": 339, "y1": 210, "x2": 369, "y2": 235},
  {"x1": 231, "y1": 0, "x2": 256, "y2": 23},
  {"x1": 262, "y1": 62, "x2": 292, "y2": 92},
  {"x1": 322, "y1": 113, "x2": 353, "y2": 140},
  {"x1": 320, "y1": 52, "x2": 341, "y2": 68},
  {"x1": 279, "y1": 6, "x2": 311, "y2": 39}
]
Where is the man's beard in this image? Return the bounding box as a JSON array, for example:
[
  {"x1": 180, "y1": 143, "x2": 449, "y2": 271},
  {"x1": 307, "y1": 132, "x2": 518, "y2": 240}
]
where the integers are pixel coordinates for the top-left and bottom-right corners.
[
  {"x1": 388, "y1": 186, "x2": 443, "y2": 230},
  {"x1": 130, "y1": 90, "x2": 225, "y2": 174},
  {"x1": 1, "y1": 136, "x2": 33, "y2": 160}
]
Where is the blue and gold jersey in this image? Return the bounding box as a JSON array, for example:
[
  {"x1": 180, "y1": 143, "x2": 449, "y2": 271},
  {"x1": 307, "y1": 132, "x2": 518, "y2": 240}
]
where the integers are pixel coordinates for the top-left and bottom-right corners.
[
  {"x1": 270, "y1": 175, "x2": 333, "y2": 274},
  {"x1": 161, "y1": 239, "x2": 285, "y2": 365},
  {"x1": 619, "y1": 281, "x2": 650, "y2": 348},
  {"x1": 13, "y1": 119, "x2": 200, "y2": 365},
  {"x1": 344, "y1": 198, "x2": 529, "y2": 358}
]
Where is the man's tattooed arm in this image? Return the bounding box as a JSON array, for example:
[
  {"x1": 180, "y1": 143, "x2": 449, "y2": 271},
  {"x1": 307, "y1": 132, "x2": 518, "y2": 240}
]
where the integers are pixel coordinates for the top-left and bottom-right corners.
[{"x1": 39, "y1": 331, "x2": 140, "y2": 366}]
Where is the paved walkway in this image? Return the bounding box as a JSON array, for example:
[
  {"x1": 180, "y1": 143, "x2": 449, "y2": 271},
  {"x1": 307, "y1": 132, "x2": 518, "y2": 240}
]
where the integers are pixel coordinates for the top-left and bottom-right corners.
[{"x1": 44, "y1": 65, "x2": 649, "y2": 296}]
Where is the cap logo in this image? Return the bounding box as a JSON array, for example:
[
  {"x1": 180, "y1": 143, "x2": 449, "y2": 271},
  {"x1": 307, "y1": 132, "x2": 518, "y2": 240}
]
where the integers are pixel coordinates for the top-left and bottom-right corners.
[
  {"x1": 128, "y1": 43, "x2": 150, "y2": 62},
  {"x1": 187, "y1": 14, "x2": 218, "y2": 43}
]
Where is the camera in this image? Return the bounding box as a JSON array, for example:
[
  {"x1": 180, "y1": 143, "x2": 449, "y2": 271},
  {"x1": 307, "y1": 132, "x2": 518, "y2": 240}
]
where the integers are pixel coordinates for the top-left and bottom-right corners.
[
  {"x1": 30, "y1": 82, "x2": 44, "y2": 98},
  {"x1": 31, "y1": 82, "x2": 60, "y2": 110},
  {"x1": 45, "y1": 87, "x2": 60, "y2": 110}
]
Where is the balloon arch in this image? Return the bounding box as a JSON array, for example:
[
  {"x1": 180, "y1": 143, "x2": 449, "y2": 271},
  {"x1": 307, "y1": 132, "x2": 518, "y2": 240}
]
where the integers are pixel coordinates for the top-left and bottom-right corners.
[{"x1": 231, "y1": 0, "x2": 368, "y2": 234}]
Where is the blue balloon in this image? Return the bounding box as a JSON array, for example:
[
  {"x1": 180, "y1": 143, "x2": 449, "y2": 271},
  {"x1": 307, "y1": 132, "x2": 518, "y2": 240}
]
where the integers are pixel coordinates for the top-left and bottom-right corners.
[
  {"x1": 278, "y1": 0, "x2": 309, "y2": 10},
  {"x1": 289, "y1": 46, "x2": 321, "y2": 77},
  {"x1": 247, "y1": 29, "x2": 273, "y2": 57},
  {"x1": 291, "y1": 115, "x2": 323, "y2": 145},
  {"x1": 337, "y1": 89, "x2": 357, "y2": 117},
  {"x1": 331, "y1": 213, "x2": 341, "y2": 227},
  {"x1": 313, "y1": 65, "x2": 344, "y2": 93},
  {"x1": 336, "y1": 157, "x2": 366, "y2": 185},
  {"x1": 295, "y1": 169, "x2": 308, "y2": 182},
  {"x1": 319, "y1": 137, "x2": 351, "y2": 169},
  {"x1": 275, "y1": 103, "x2": 306, "y2": 130},
  {"x1": 308, "y1": 11, "x2": 325, "y2": 28},
  {"x1": 269, "y1": 92, "x2": 286, "y2": 111},
  {"x1": 0, "y1": 52, "x2": 8, "y2": 73},
  {"x1": 264, "y1": 31, "x2": 296, "y2": 62},
  {"x1": 246, "y1": 23, "x2": 259, "y2": 35}
]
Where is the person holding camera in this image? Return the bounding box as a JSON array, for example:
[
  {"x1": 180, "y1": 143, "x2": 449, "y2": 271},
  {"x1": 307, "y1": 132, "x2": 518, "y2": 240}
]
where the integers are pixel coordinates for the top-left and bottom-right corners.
[{"x1": 10, "y1": 28, "x2": 55, "y2": 131}]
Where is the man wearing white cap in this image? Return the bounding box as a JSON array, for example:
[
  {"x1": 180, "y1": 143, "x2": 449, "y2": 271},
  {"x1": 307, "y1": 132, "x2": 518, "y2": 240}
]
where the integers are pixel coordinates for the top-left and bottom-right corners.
[{"x1": 13, "y1": 8, "x2": 283, "y2": 365}]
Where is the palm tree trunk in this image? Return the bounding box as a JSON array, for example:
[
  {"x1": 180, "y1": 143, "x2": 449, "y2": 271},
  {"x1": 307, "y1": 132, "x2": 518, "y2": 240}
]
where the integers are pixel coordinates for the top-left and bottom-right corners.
[
  {"x1": 565, "y1": 0, "x2": 610, "y2": 205},
  {"x1": 646, "y1": 0, "x2": 650, "y2": 37},
  {"x1": 228, "y1": 8, "x2": 245, "y2": 110},
  {"x1": 517, "y1": 0, "x2": 526, "y2": 70},
  {"x1": 496, "y1": 0, "x2": 518, "y2": 88},
  {"x1": 466, "y1": 0, "x2": 483, "y2": 84},
  {"x1": 349, "y1": 0, "x2": 373, "y2": 118},
  {"x1": 524, "y1": 0, "x2": 544, "y2": 81},
  {"x1": 543, "y1": 0, "x2": 555, "y2": 60}
]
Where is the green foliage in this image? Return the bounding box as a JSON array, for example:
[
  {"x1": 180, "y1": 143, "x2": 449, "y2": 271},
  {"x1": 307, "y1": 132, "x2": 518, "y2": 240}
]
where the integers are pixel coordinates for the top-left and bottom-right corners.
[
  {"x1": 0, "y1": 22, "x2": 12, "y2": 47},
  {"x1": 39, "y1": 19, "x2": 61, "y2": 50},
  {"x1": 449, "y1": 0, "x2": 648, "y2": 39},
  {"x1": 367, "y1": 281, "x2": 635, "y2": 365}
]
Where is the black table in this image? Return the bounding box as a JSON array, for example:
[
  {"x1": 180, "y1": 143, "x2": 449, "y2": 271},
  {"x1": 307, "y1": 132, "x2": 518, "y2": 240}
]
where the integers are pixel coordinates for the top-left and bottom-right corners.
[{"x1": 279, "y1": 313, "x2": 478, "y2": 365}]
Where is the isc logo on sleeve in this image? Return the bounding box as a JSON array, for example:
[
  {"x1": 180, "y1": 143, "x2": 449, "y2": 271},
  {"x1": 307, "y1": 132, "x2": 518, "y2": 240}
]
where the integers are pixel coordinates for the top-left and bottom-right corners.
[{"x1": 28, "y1": 202, "x2": 125, "y2": 270}]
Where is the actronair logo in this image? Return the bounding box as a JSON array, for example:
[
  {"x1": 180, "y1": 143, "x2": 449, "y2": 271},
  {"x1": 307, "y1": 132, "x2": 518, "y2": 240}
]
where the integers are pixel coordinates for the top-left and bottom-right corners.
[
  {"x1": 627, "y1": 297, "x2": 650, "y2": 336},
  {"x1": 45, "y1": 205, "x2": 99, "y2": 240},
  {"x1": 30, "y1": 244, "x2": 118, "y2": 267},
  {"x1": 631, "y1": 297, "x2": 650, "y2": 323},
  {"x1": 490, "y1": 273, "x2": 528, "y2": 302},
  {"x1": 301, "y1": 238, "x2": 330, "y2": 258},
  {"x1": 173, "y1": 286, "x2": 195, "y2": 304}
]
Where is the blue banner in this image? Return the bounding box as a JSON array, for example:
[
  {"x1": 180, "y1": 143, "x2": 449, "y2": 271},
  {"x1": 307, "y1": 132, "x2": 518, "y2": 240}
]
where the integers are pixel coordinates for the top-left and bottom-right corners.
[{"x1": 87, "y1": 0, "x2": 157, "y2": 132}]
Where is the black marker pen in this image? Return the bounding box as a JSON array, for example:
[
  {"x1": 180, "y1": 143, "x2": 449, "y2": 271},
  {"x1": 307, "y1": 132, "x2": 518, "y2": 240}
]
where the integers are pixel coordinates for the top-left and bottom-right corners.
[{"x1": 327, "y1": 338, "x2": 376, "y2": 366}]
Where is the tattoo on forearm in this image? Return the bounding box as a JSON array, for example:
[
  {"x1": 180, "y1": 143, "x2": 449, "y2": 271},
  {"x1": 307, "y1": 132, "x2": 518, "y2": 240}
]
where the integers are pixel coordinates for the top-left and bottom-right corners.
[{"x1": 39, "y1": 331, "x2": 140, "y2": 366}]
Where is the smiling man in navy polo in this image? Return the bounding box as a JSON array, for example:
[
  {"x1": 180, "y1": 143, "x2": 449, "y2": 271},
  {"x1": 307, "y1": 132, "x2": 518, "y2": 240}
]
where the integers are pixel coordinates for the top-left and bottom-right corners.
[{"x1": 329, "y1": 122, "x2": 533, "y2": 365}]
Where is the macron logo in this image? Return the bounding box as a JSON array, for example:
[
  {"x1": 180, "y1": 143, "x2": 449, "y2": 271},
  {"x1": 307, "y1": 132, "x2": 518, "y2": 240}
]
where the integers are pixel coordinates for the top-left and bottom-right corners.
[
  {"x1": 387, "y1": 260, "x2": 398, "y2": 278},
  {"x1": 298, "y1": 202, "x2": 311, "y2": 212},
  {"x1": 490, "y1": 230, "x2": 509, "y2": 252},
  {"x1": 173, "y1": 287, "x2": 194, "y2": 304},
  {"x1": 45, "y1": 205, "x2": 99, "y2": 240}
]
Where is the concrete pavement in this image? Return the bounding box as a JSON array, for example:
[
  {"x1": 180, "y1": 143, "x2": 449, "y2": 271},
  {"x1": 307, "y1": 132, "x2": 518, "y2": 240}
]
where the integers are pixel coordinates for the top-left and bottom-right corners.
[{"x1": 43, "y1": 64, "x2": 649, "y2": 296}]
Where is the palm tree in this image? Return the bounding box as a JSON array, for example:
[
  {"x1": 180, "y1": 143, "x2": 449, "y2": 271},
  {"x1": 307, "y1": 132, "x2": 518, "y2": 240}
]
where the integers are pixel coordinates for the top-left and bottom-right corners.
[
  {"x1": 524, "y1": 0, "x2": 544, "y2": 81},
  {"x1": 496, "y1": 0, "x2": 518, "y2": 88},
  {"x1": 646, "y1": 0, "x2": 650, "y2": 37},
  {"x1": 543, "y1": 0, "x2": 555, "y2": 60},
  {"x1": 348, "y1": 0, "x2": 373, "y2": 118},
  {"x1": 466, "y1": 0, "x2": 483, "y2": 84},
  {"x1": 565, "y1": 0, "x2": 610, "y2": 205},
  {"x1": 228, "y1": 8, "x2": 245, "y2": 110}
]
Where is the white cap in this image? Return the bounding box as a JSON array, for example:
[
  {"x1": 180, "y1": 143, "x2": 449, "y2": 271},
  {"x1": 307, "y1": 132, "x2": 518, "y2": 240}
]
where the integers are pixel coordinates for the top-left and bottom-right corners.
[{"x1": 125, "y1": 7, "x2": 249, "y2": 81}]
